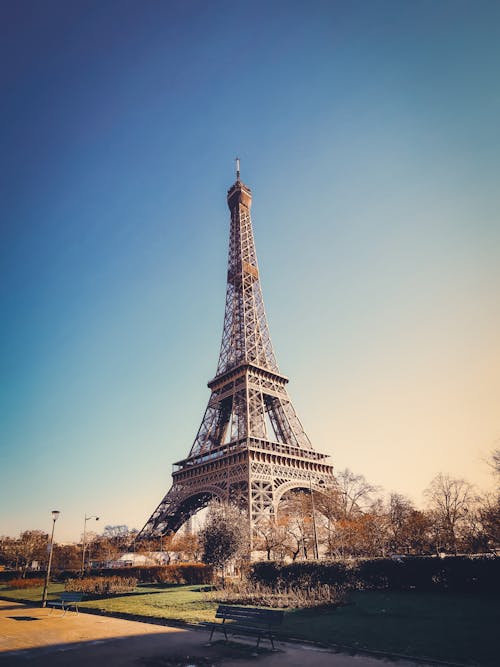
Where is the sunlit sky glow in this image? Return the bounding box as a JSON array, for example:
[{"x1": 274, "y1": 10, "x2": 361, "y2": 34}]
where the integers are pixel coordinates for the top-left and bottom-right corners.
[{"x1": 1, "y1": 1, "x2": 499, "y2": 541}]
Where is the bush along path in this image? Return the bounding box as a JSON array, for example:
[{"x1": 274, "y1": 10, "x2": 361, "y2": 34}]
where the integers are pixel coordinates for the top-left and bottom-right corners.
[{"x1": 250, "y1": 555, "x2": 500, "y2": 594}]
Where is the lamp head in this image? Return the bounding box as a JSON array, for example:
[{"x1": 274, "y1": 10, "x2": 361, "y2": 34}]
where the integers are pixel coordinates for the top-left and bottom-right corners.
[{"x1": 51, "y1": 510, "x2": 60, "y2": 521}]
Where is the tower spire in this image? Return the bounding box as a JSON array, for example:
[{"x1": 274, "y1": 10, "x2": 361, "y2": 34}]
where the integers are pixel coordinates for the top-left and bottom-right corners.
[{"x1": 236, "y1": 156, "x2": 240, "y2": 181}]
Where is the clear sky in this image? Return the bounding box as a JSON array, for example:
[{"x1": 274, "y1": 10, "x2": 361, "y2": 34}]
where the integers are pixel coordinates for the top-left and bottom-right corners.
[{"x1": 1, "y1": 1, "x2": 499, "y2": 542}]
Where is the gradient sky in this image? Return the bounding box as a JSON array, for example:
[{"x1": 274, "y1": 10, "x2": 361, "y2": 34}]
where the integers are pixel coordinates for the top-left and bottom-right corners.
[{"x1": 1, "y1": 1, "x2": 499, "y2": 542}]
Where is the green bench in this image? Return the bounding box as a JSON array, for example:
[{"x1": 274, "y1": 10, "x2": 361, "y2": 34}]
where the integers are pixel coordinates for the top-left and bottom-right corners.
[
  {"x1": 47, "y1": 592, "x2": 83, "y2": 615},
  {"x1": 209, "y1": 604, "x2": 284, "y2": 649}
]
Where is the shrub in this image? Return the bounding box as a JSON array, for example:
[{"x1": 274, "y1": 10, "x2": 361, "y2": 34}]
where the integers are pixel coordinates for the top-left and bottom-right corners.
[
  {"x1": 250, "y1": 556, "x2": 500, "y2": 593},
  {"x1": 7, "y1": 578, "x2": 45, "y2": 589},
  {"x1": 204, "y1": 579, "x2": 346, "y2": 608},
  {"x1": 151, "y1": 563, "x2": 213, "y2": 584},
  {"x1": 199, "y1": 503, "x2": 247, "y2": 573},
  {"x1": 65, "y1": 576, "x2": 137, "y2": 595},
  {"x1": 0, "y1": 571, "x2": 47, "y2": 582},
  {"x1": 80, "y1": 563, "x2": 213, "y2": 584},
  {"x1": 250, "y1": 560, "x2": 352, "y2": 589}
]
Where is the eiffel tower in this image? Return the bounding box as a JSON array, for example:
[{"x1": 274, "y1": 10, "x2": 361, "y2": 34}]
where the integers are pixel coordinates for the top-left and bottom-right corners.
[{"x1": 139, "y1": 161, "x2": 335, "y2": 549}]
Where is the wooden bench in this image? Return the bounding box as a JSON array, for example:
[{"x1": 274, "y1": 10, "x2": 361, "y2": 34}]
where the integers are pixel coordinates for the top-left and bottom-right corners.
[
  {"x1": 47, "y1": 592, "x2": 83, "y2": 615},
  {"x1": 209, "y1": 604, "x2": 284, "y2": 649}
]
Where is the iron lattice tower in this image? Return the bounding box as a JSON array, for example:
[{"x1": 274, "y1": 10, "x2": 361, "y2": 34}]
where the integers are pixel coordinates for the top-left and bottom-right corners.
[{"x1": 139, "y1": 163, "x2": 335, "y2": 548}]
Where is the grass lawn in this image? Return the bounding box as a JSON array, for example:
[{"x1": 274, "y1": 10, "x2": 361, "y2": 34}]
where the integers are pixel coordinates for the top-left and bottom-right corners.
[
  {"x1": 84, "y1": 585, "x2": 218, "y2": 624},
  {"x1": 1, "y1": 583, "x2": 497, "y2": 665},
  {"x1": 0, "y1": 583, "x2": 218, "y2": 624},
  {"x1": 0, "y1": 583, "x2": 64, "y2": 603},
  {"x1": 283, "y1": 590, "x2": 498, "y2": 666}
]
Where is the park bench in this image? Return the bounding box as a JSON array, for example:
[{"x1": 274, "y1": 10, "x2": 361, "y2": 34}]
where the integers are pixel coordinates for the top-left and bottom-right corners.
[
  {"x1": 47, "y1": 592, "x2": 83, "y2": 615},
  {"x1": 209, "y1": 604, "x2": 284, "y2": 649}
]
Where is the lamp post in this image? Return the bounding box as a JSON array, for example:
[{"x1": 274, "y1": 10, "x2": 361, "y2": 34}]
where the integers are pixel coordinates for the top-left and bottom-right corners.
[
  {"x1": 41, "y1": 510, "x2": 60, "y2": 607},
  {"x1": 309, "y1": 478, "x2": 319, "y2": 560},
  {"x1": 81, "y1": 514, "x2": 99, "y2": 575}
]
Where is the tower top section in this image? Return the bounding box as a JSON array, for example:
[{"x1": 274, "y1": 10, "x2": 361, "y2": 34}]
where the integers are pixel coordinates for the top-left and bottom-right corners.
[
  {"x1": 216, "y1": 164, "x2": 278, "y2": 376},
  {"x1": 227, "y1": 157, "x2": 252, "y2": 210}
]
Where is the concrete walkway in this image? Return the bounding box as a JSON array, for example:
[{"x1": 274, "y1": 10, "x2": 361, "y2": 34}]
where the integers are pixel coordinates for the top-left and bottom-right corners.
[{"x1": 0, "y1": 599, "x2": 423, "y2": 667}]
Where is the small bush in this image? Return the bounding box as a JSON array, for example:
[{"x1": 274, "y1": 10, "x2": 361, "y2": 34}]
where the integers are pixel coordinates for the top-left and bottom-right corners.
[
  {"x1": 79, "y1": 563, "x2": 213, "y2": 584},
  {"x1": 65, "y1": 576, "x2": 137, "y2": 595},
  {"x1": 148, "y1": 563, "x2": 213, "y2": 584},
  {"x1": 204, "y1": 579, "x2": 346, "y2": 608},
  {"x1": 7, "y1": 578, "x2": 45, "y2": 589}
]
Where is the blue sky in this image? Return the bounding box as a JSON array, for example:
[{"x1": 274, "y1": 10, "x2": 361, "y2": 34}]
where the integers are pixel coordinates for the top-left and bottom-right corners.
[{"x1": 1, "y1": 1, "x2": 499, "y2": 541}]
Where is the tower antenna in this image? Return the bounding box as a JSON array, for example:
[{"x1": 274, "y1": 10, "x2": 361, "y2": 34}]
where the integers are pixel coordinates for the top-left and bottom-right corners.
[{"x1": 236, "y1": 156, "x2": 240, "y2": 180}]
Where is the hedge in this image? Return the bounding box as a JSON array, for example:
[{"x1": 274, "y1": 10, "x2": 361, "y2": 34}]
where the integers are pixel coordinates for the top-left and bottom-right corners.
[
  {"x1": 0, "y1": 563, "x2": 213, "y2": 585},
  {"x1": 0, "y1": 571, "x2": 47, "y2": 583},
  {"x1": 60, "y1": 563, "x2": 212, "y2": 584},
  {"x1": 4, "y1": 577, "x2": 45, "y2": 589},
  {"x1": 250, "y1": 556, "x2": 499, "y2": 593}
]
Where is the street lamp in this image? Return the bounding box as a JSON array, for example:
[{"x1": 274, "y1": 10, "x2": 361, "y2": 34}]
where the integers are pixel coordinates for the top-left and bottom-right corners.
[
  {"x1": 81, "y1": 514, "x2": 99, "y2": 575},
  {"x1": 309, "y1": 478, "x2": 319, "y2": 560},
  {"x1": 41, "y1": 510, "x2": 60, "y2": 607}
]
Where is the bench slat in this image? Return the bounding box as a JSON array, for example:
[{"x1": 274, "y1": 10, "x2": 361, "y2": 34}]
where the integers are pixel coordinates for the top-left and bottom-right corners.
[
  {"x1": 60, "y1": 593, "x2": 83, "y2": 601},
  {"x1": 47, "y1": 592, "x2": 83, "y2": 613},
  {"x1": 216, "y1": 607, "x2": 283, "y2": 624},
  {"x1": 210, "y1": 604, "x2": 284, "y2": 649}
]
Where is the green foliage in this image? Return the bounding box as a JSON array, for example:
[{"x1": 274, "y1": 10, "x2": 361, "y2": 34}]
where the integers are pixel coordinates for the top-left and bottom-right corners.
[
  {"x1": 250, "y1": 560, "x2": 351, "y2": 588},
  {"x1": 250, "y1": 555, "x2": 500, "y2": 593},
  {"x1": 199, "y1": 503, "x2": 247, "y2": 571}
]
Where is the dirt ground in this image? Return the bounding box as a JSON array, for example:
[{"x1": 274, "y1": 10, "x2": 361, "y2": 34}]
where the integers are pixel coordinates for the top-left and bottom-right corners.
[{"x1": 0, "y1": 599, "x2": 424, "y2": 667}]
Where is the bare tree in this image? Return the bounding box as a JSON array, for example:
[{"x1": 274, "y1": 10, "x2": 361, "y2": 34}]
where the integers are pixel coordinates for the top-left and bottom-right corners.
[
  {"x1": 278, "y1": 492, "x2": 316, "y2": 560},
  {"x1": 335, "y1": 468, "x2": 379, "y2": 519},
  {"x1": 488, "y1": 447, "x2": 500, "y2": 484},
  {"x1": 424, "y1": 473, "x2": 476, "y2": 554},
  {"x1": 103, "y1": 525, "x2": 136, "y2": 552},
  {"x1": 254, "y1": 518, "x2": 288, "y2": 561},
  {"x1": 53, "y1": 543, "x2": 80, "y2": 570},
  {"x1": 477, "y1": 493, "x2": 500, "y2": 552},
  {"x1": 0, "y1": 531, "x2": 48, "y2": 577},
  {"x1": 172, "y1": 533, "x2": 202, "y2": 562},
  {"x1": 386, "y1": 493, "x2": 416, "y2": 553},
  {"x1": 0, "y1": 536, "x2": 16, "y2": 568}
]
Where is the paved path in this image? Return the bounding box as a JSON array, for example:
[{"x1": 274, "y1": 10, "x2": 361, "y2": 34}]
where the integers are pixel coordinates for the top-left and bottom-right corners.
[{"x1": 0, "y1": 599, "x2": 422, "y2": 667}]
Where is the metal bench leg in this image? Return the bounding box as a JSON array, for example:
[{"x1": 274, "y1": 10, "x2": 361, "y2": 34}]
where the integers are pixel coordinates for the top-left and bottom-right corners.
[{"x1": 209, "y1": 624, "x2": 216, "y2": 642}]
